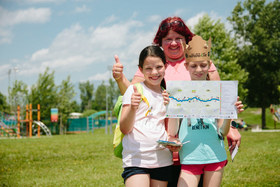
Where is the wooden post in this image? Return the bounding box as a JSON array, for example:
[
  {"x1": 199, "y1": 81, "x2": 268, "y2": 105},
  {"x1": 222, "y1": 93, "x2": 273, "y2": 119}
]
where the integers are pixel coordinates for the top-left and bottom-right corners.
[
  {"x1": 17, "y1": 105, "x2": 20, "y2": 138},
  {"x1": 37, "y1": 104, "x2": 40, "y2": 137},
  {"x1": 26, "y1": 104, "x2": 29, "y2": 136},
  {"x1": 29, "y1": 104, "x2": 32, "y2": 137}
]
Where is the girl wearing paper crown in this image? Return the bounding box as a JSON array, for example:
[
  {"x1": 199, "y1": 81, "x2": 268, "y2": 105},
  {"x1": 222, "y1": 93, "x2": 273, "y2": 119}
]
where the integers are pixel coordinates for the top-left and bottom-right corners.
[{"x1": 167, "y1": 35, "x2": 244, "y2": 187}]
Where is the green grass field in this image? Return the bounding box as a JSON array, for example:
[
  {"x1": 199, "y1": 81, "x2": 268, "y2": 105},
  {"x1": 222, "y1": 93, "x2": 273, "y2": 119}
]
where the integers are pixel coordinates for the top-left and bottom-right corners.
[
  {"x1": 1, "y1": 129, "x2": 280, "y2": 187},
  {"x1": 1, "y1": 107, "x2": 280, "y2": 186},
  {"x1": 238, "y1": 108, "x2": 278, "y2": 129}
]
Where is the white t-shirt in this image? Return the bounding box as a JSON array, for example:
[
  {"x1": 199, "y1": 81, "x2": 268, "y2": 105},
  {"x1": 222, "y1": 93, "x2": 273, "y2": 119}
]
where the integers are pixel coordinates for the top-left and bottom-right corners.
[{"x1": 122, "y1": 82, "x2": 173, "y2": 168}]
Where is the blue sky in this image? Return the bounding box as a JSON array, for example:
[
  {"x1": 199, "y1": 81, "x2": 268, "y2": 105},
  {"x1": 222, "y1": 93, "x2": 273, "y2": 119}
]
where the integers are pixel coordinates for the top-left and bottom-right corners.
[{"x1": 0, "y1": 0, "x2": 242, "y2": 98}]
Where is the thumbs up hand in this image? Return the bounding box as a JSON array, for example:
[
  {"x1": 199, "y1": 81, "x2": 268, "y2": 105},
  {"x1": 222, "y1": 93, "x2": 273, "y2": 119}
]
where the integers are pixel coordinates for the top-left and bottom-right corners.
[
  {"x1": 131, "y1": 85, "x2": 141, "y2": 109},
  {"x1": 113, "y1": 55, "x2": 123, "y2": 81}
]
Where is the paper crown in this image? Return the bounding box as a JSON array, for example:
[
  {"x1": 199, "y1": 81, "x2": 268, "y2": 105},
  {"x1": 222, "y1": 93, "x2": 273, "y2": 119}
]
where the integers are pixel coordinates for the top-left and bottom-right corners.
[{"x1": 183, "y1": 35, "x2": 211, "y2": 62}]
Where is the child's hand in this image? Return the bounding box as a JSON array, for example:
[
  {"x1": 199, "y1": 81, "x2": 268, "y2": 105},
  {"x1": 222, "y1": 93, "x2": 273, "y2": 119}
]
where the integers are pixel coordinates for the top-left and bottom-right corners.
[
  {"x1": 162, "y1": 90, "x2": 170, "y2": 105},
  {"x1": 166, "y1": 136, "x2": 182, "y2": 152},
  {"x1": 131, "y1": 85, "x2": 142, "y2": 110},
  {"x1": 235, "y1": 96, "x2": 244, "y2": 113}
]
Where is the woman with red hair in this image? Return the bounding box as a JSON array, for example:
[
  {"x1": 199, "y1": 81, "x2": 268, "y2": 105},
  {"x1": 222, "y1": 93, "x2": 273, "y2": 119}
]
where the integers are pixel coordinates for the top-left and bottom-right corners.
[
  {"x1": 112, "y1": 16, "x2": 241, "y2": 187},
  {"x1": 113, "y1": 17, "x2": 219, "y2": 94}
]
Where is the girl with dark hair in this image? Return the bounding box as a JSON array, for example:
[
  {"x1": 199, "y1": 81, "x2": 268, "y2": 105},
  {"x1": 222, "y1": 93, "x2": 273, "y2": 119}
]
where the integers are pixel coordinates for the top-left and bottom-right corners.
[{"x1": 120, "y1": 45, "x2": 172, "y2": 187}]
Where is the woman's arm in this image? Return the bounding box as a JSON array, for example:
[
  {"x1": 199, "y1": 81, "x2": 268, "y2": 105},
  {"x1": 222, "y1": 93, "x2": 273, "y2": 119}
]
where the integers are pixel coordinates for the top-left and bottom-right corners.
[
  {"x1": 208, "y1": 70, "x2": 220, "y2": 80},
  {"x1": 208, "y1": 60, "x2": 221, "y2": 81},
  {"x1": 113, "y1": 55, "x2": 145, "y2": 95},
  {"x1": 113, "y1": 55, "x2": 131, "y2": 95}
]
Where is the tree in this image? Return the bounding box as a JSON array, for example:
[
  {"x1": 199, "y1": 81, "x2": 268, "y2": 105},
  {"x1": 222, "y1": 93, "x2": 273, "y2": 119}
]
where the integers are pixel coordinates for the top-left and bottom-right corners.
[
  {"x1": 57, "y1": 76, "x2": 76, "y2": 134},
  {"x1": 79, "y1": 80, "x2": 94, "y2": 112},
  {"x1": 9, "y1": 80, "x2": 29, "y2": 114},
  {"x1": 29, "y1": 67, "x2": 57, "y2": 123},
  {"x1": 228, "y1": 0, "x2": 280, "y2": 128},
  {"x1": 107, "y1": 78, "x2": 121, "y2": 110},
  {"x1": 193, "y1": 14, "x2": 249, "y2": 101},
  {"x1": 93, "y1": 82, "x2": 106, "y2": 111},
  {"x1": 0, "y1": 92, "x2": 9, "y2": 113},
  {"x1": 70, "y1": 100, "x2": 81, "y2": 113}
]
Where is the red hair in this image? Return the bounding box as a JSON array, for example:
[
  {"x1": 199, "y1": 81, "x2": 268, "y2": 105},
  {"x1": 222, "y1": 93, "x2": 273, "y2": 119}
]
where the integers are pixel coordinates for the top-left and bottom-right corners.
[{"x1": 153, "y1": 17, "x2": 194, "y2": 46}]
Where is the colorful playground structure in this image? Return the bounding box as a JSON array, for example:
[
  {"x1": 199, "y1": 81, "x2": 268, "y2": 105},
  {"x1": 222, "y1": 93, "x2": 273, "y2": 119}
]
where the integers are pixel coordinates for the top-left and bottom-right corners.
[{"x1": 0, "y1": 104, "x2": 51, "y2": 138}]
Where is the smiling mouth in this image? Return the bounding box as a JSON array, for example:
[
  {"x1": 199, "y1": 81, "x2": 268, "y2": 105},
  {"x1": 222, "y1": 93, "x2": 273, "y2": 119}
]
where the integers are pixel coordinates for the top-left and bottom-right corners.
[
  {"x1": 169, "y1": 46, "x2": 180, "y2": 51},
  {"x1": 150, "y1": 76, "x2": 160, "y2": 80}
]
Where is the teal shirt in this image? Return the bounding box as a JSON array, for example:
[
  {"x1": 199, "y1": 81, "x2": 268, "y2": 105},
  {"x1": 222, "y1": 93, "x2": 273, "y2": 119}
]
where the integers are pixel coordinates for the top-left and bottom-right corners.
[{"x1": 179, "y1": 118, "x2": 227, "y2": 165}]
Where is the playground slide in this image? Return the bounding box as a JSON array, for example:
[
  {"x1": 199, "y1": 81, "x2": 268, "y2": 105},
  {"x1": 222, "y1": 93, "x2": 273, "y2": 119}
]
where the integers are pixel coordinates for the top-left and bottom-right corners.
[{"x1": 33, "y1": 121, "x2": 52, "y2": 136}]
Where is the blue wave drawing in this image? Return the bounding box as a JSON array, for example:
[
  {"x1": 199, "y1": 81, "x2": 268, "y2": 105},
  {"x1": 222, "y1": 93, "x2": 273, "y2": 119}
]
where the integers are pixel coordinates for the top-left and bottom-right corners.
[{"x1": 169, "y1": 96, "x2": 220, "y2": 103}]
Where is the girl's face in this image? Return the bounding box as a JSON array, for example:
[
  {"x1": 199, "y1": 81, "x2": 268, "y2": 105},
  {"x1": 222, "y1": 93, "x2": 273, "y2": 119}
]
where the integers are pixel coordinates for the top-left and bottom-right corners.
[
  {"x1": 185, "y1": 61, "x2": 211, "y2": 80},
  {"x1": 140, "y1": 56, "x2": 166, "y2": 90},
  {"x1": 161, "y1": 30, "x2": 186, "y2": 62}
]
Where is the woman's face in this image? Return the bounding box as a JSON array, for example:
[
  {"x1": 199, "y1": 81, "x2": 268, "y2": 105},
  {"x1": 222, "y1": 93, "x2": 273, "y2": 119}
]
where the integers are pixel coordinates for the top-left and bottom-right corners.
[
  {"x1": 139, "y1": 56, "x2": 166, "y2": 89},
  {"x1": 185, "y1": 61, "x2": 210, "y2": 80},
  {"x1": 161, "y1": 30, "x2": 186, "y2": 62}
]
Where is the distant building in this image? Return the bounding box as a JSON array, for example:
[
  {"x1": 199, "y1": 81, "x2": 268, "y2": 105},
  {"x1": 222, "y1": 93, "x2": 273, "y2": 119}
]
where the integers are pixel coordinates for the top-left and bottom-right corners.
[{"x1": 69, "y1": 112, "x2": 82, "y2": 119}]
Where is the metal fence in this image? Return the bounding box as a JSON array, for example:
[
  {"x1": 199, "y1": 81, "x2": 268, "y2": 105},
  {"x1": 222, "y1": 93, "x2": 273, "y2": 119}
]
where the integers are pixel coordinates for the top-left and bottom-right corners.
[{"x1": 67, "y1": 118, "x2": 117, "y2": 133}]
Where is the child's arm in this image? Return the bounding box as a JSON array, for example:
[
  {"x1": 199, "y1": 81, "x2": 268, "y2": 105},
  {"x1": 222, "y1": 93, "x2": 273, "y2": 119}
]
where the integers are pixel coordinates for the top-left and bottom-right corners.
[
  {"x1": 161, "y1": 90, "x2": 179, "y2": 137},
  {"x1": 218, "y1": 97, "x2": 244, "y2": 136},
  {"x1": 218, "y1": 119, "x2": 231, "y2": 136},
  {"x1": 167, "y1": 118, "x2": 180, "y2": 138},
  {"x1": 166, "y1": 118, "x2": 182, "y2": 152},
  {"x1": 120, "y1": 86, "x2": 141, "y2": 134}
]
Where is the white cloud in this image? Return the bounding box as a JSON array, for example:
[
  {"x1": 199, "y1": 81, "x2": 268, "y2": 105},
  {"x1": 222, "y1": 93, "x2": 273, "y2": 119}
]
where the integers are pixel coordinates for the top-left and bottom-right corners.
[
  {"x1": 186, "y1": 12, "x2": 206, "y2": 30},
  {"x1": 0, "y1": 6, "x2": 51, "y2": 44},
  {"x1": 31, "y1": 48, "x2": 49, "y2": 61},
  {"x1": 74, "y1": 4, "x2": 90, "y2": 13},
  {"x1": 104, "y1": 15, "x2": 118, "y2": 24},
  {"x1": 0, "y1": 64, "x2": 12, "y2": 81},
  {"x1": 186, "y1": 11, "x2": 232, "y2": 32},
  {"x1": 0, "y1": 7, "x2": 51, "y2": 27},
  {"x1": 0, "y1": 27, "x2": 13, "y2": 44},
  {"x1": 18, "y1": 17, "x2": 153, "y2": 83},
  {"x1": 174, "y1": 9, "x2": 185, "y2": 17},
  {"x1": 88, "y1": 71, "x2": 111, "y2": 81},
  {"x1": 148, "y1": 15, "x2": 161, "y2": 23},
  {"x1": 25, "y1": 0, "x2": 65, "y2": 3}
]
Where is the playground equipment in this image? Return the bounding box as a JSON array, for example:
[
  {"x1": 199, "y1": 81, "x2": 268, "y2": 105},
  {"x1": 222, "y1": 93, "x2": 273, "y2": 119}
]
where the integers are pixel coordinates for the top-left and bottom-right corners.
[
  {"x1": 270, "y1": 104, "x2": 280, "y2": 129},
  {"x1": 0, "y1": 121, "x2": 17, "y2": 137},
  {"x1": 17, "y1": 104, "x2": 51, "y2": 138},
  {"x1": 0, "y1": 111, "x2": 17, "y2": 137},
  {"x1": 32, "y1": 121, "x2": 52, "y2": 136}
]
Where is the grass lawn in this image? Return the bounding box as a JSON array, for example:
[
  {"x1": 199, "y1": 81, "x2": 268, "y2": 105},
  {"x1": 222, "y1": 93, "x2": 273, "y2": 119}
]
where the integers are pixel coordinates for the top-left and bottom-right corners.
[
  {"x1": 238, "y1": 107, "x2": 279, "y2": 129},
  {"x1": 1, "y1": 128, "x2": 280, "y2": 186},
  {"x1": 0, "y1": 130, "x2": 123, "y2": 186},
  {"x1": 1, "y1": 105, "x2": 280, "y2": 187}
]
